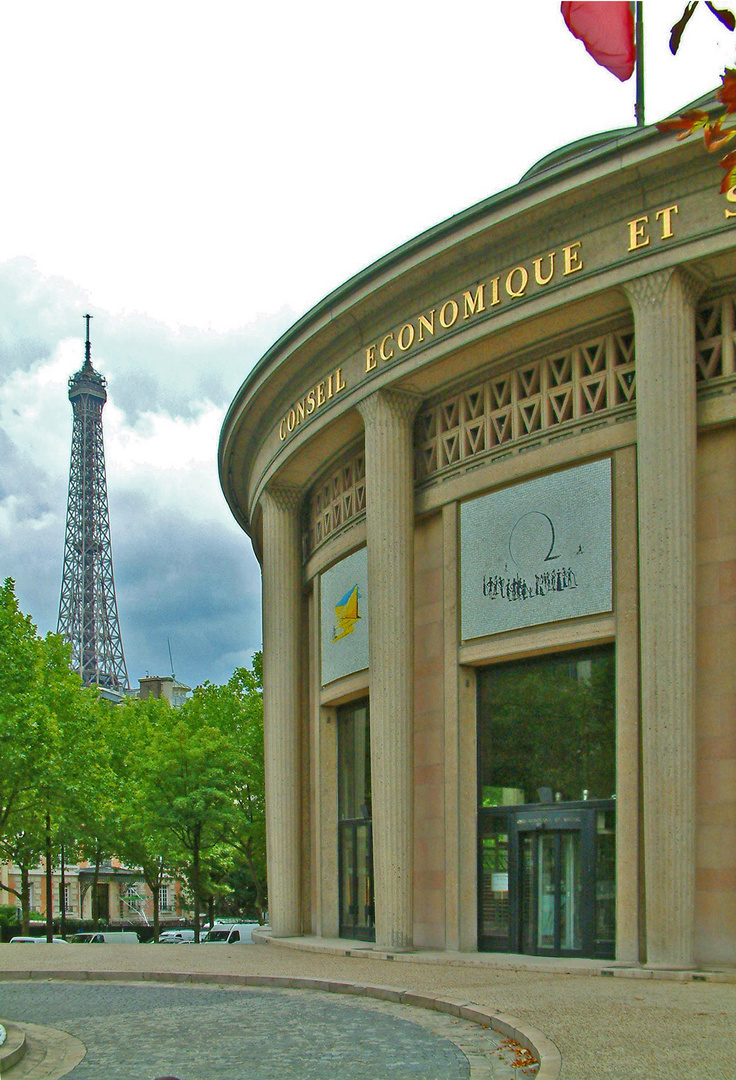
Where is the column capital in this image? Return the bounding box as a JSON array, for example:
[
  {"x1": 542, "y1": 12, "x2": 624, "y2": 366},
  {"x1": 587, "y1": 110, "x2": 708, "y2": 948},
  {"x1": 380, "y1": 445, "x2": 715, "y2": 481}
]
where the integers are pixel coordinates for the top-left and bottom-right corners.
[
  {"x1": 623, "y1": 265, "x2": 704, "y2": 314},
  {"x1": 357, "y1": 386, "x2": 422, "y2": 428},
  {"x1": 262, "y1": 483, "x2": 302, "y2": 516}
]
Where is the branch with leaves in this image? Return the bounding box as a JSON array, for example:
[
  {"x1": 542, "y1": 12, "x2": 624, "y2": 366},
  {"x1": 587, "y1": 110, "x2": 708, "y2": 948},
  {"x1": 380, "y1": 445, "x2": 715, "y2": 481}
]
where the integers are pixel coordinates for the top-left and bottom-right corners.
[{"x1": 658, "y1": 4, "x2": 736, "y2": 191}]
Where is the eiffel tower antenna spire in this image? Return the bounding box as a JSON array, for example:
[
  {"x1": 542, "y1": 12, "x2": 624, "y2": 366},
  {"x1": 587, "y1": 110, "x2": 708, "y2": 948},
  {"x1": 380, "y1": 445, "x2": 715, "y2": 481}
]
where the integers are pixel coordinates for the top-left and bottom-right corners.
[{"x1": 57, "y1": 316, "x2": 129, "y2": 693}]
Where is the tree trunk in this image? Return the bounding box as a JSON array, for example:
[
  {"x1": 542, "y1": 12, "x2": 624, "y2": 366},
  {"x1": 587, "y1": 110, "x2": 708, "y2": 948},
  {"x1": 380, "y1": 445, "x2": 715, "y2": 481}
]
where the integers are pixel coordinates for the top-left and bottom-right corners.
[
  {"x1": 92, "y1": 842, "x2": 102, "y2": 928},
  {"x1": 60, "y1": 842, "x2": 67, "y2": 939},
  {"x1": 242, "y1": 838, "x2": 266, "y2": 924},
  {"x1": 45, "y1": 812, "x2": 53, "y2": 942},
  {"x1": 21, "y1": 865, "x2": 31, "y2": 934},
  {"x1": 152, "y1": 883, "x2": 160, "y2": 942},
  {"x1": 208, "y1": 893, "x2": 215, "y2": 930},
  {"x1": 192, "y1": 828, "x2": 201, "y2": 943}
]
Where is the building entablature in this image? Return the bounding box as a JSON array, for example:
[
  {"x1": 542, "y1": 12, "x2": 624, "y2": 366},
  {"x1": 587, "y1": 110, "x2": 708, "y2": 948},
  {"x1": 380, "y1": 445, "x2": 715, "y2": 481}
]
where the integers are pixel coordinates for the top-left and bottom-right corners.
[{"x1": 219, "y1": 119, "x2": 735, "y2": 554}]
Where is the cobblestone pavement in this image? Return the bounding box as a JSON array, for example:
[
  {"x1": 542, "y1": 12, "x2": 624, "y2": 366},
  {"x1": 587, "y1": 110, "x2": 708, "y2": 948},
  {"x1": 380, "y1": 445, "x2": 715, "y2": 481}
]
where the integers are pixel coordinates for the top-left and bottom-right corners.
[
  {"x1": 1, "y1": 942, "x2": 735, "y2": 1079},
  {"x1": 0, "y1": 981, "x2": 532, "y2": 1080}
]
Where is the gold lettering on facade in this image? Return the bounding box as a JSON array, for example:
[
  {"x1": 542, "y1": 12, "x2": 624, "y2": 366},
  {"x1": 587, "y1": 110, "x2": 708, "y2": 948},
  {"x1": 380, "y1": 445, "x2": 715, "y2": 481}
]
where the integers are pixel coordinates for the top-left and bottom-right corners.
[
  {"x1": 398, "y1": 323, "x2": 415, "y2": 351},
  {"x1": 628, "y1": 215, "x2": 650, "y2": 251},
  {"x1": 562, "y1": 241, "x2": 583, "y2": 274},
  {"x1": 463, "y1": 284, "x2": 486, "y2": 318},
  {"x1": 439, "y1": 299, "x2": 459, "y2": 328},
  {"x1": 655, "y1": 204, "x2": 679, "y2": 238},
  {"x1": 361, "y1": 239, "x2": 585, "y2": 381},
  {"x1": 278, "y1": 367, "x2": 348, "y2": 441},
  {"x1": 533, "y1": 252, "x2": 555, "y2": 285},
  {"x1": 506, "y1": 265, "x2": 529, "y2": 298},
  {"x1": 418, "y1": 310, "x2": 436, "y2": 341}
]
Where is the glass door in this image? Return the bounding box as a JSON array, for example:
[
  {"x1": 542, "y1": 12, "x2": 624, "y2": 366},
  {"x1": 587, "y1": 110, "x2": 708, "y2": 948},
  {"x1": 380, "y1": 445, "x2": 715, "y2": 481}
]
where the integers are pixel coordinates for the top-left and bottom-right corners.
[
  {"x1": 339, "y1": 819, "x2": 374, "y2": 939},
  {"x1": 560, "y1": 831, "x2": 582, "y2": 951},
  {"x1": 519, "y1": 828, "x2": 582, "y2": 954},
  {"x1": 479, "y1": 801, "x2": 614, "y2": 958},
  {"x1": 337, "y1": 699, "x2": 375, "y2": 941}
]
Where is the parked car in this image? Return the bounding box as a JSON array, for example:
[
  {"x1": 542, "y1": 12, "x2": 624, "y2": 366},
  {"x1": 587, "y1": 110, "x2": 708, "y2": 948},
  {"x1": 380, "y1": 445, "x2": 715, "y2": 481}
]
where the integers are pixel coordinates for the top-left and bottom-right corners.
[
  {"x1": 68, "y1": 931, "x2": 139, "y2": 943},
  {"x1": 157, "y1": 929, "x2": 195, "y2": 944},
  {"x1": 9, "y1": 936, "x2": 68, "y2": 944},
  {"x1": 200, "y1": 921, "x2": 260, "y2": 944}
]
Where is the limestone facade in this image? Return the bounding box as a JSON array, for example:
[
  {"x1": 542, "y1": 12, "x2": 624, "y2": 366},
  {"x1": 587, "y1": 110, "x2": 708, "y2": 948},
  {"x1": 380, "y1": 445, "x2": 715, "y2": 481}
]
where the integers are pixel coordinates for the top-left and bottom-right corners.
[{"x1": 220, "y1": 105, "x2": 736, "y2": 968}]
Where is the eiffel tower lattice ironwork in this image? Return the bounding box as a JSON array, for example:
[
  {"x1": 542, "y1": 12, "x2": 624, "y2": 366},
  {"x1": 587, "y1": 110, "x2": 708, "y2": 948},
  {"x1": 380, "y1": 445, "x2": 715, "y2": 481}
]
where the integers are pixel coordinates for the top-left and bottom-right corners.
[{"x1": 57, "y1": 315, "x2": 129, "y2": 691}]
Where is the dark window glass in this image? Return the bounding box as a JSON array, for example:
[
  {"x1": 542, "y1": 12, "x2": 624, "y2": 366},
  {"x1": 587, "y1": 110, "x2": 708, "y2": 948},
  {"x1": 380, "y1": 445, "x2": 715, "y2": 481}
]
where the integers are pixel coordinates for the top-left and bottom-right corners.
[
  {"x1": 595, "y1": 807, "x2": 616, "y2": 952},
  {"x1": 338, "y1": 701, "x2": 371, "y2": 821},
  {"x1": 479, "y1": 823, "x2": 509, "y2": 945},
  {"x1": 337, "y1": 699, "x2": 374, "y2": 941},
  {"x1": 478, "y1": 646, "x2": 615, "y2": 807}
]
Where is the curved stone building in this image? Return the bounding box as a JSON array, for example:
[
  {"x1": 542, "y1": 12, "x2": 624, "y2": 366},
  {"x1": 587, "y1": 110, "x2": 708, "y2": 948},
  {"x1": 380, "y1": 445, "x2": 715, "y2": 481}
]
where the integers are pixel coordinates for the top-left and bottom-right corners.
[{"x1": 219, "y1": 101, "x2": 736, "y2": 968}]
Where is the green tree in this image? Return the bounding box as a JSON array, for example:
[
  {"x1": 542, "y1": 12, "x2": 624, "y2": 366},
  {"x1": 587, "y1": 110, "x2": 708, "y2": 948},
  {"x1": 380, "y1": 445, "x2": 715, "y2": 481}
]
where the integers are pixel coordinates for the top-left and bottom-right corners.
[
  {"x1": 0, "y1": 579, "x2": 46, "y2": 841},
  {"x1": 109, "y1": 694, "x2": 184, "y2": 940},
  {"x1": 224, "y1": 658, "x2": 267, "y2": 922},
  {"x1": 143, "y1": 657, "x2": 267, "y2": 938},
  {"x1": 147, "y1": 699, "x2": 238, "y2": 941},
  {"x1": 0, "y1": 812, "x2": 46, "y2": 933},
  {"x1": 0, "y1": 580, "x2": 123, "y2": 937}
]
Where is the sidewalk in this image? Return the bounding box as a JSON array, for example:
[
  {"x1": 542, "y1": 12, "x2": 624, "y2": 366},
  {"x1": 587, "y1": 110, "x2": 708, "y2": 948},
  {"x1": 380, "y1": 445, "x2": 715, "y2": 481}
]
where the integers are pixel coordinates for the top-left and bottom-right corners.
[{"x1": 1, "y1": 936, "x2": 734, "y2": 1080}]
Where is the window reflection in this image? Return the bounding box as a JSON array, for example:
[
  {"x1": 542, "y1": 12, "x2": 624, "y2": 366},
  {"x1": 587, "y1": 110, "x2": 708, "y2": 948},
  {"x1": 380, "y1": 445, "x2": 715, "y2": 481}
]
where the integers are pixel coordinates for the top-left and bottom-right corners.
[{"x1": 478, "y1": 646, "x2": 615, "y2": 806}]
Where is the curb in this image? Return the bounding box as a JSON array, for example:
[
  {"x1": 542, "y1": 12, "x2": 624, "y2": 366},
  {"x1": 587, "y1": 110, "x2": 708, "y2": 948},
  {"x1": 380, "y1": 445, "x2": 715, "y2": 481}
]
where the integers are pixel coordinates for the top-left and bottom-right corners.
[
  {"x1": 0, "y1": 1021, "x2": 28, "y2": 1073},
  {"x1": 254, "y1": 931, "x2": 736, "y2": 983},
  {"x1": 0, "y1": 970, "x2": 561, "y2": 1079}
]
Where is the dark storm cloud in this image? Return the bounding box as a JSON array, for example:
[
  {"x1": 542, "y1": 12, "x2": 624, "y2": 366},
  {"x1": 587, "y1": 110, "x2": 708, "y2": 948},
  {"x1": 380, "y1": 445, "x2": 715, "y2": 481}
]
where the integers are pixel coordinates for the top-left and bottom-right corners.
[
  {"x1": 0, "y1": 258, "x2": 287, "y2": 686},
  {"x1": 0, "y1": 422, "x2": 68, "y2": 635},
  {"x1": 111, "y1": 489, "x2": 262, "y2": 689}
]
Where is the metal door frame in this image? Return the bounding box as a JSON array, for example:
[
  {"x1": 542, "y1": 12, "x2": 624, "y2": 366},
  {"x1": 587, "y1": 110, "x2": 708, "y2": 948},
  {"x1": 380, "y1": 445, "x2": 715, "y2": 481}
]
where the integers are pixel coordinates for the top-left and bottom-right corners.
[
  {"x1": 478, "y1": 799, "x2": 614, "y2": 958},
  {"x1": 338, "y1": 818, "x2": 375, "y2": 941}
]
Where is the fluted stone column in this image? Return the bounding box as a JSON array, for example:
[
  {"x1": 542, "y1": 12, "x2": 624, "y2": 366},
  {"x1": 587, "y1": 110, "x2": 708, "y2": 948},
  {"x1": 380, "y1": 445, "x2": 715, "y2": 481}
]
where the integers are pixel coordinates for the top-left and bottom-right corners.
[
  {"x1": 261, "y1": 485, "x2": 302, "y2": 937},
  {"x1": 624, "y1": 267, "x2": 700, "y2": 968},
  {"x1": 358, "y1": 388, "x2": 420, "y2": 950}
]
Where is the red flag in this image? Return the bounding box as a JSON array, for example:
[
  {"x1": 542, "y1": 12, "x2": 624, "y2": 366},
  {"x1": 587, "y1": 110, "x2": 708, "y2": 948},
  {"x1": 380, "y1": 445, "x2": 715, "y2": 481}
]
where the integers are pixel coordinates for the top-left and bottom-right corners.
[{"x1": 561, "y1": 2, "x2": 636, "y2": 82}]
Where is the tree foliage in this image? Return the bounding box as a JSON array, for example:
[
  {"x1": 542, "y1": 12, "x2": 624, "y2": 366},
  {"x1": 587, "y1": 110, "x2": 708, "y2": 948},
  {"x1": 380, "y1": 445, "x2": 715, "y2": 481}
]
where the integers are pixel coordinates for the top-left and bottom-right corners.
[
  {"x1": 656, "y1": 5, "x2": 736, "y2": 192},
  {"x1": 1, "y1": 578, "x2": 266, "y2": 936}
]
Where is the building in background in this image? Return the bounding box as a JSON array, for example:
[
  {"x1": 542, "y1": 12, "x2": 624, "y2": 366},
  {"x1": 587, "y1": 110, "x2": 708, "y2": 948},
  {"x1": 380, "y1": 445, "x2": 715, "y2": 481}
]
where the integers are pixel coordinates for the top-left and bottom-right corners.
[
  {"x1": 0, "y1": 858, "x2": 188, "y2": 930},
  {"x1": 138, "y1": 675, "x2": 192, "y2": 708}
]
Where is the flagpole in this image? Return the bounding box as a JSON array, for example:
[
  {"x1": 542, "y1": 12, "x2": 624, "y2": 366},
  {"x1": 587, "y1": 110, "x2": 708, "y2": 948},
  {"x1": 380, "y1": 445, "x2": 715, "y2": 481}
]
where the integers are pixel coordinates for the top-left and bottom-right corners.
[{"x1": 635, "y1": 1, "x2": 645, "y2": 126}]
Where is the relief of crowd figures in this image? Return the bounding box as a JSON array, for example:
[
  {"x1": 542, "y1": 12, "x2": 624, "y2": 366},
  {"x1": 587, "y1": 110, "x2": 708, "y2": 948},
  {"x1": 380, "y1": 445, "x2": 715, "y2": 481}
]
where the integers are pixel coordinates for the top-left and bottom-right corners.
[{"x1": 482, "y1": 566, "x2": 578, "y2": 603}]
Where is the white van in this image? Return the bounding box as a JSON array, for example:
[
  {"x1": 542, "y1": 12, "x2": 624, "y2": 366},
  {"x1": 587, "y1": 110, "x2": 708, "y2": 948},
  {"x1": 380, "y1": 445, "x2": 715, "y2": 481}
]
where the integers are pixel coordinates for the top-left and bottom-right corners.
[
  {"x1": 157, "y1": 929, "x2": 195, "y2": 944},
  {"x1": 200, "y1": 921, "x2": 260, "y2": 944},
  {"x1": 68, "y1": 931, "x2": 139, "y2": 943},
  {"x1": 9, "y1": 936, "x2": 68, "y2": 944}
]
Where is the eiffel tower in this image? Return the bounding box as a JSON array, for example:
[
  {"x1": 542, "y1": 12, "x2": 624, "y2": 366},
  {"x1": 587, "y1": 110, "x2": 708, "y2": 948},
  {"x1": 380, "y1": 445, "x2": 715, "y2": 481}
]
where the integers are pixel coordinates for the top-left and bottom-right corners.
[{"x1": 57, "y1": 316, "x2": 129, "y2": 692}]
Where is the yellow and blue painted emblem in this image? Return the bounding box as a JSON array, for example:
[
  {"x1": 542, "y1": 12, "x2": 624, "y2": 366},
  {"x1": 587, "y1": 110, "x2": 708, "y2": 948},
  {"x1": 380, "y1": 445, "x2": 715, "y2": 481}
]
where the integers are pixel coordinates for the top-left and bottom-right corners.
[{"x1": 332, "y1": 584, "x2": 361, "y2": 641}]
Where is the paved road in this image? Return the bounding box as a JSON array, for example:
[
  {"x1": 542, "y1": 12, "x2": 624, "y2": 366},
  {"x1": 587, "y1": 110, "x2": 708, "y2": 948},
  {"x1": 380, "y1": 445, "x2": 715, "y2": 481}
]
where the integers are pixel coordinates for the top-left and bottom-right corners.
[
  {"x1": 1, "y1": 941, "x2": 735, "y2": 1079},
  {"x1": 0, "y1": 980, "x2": 528, "y2": 1080}
]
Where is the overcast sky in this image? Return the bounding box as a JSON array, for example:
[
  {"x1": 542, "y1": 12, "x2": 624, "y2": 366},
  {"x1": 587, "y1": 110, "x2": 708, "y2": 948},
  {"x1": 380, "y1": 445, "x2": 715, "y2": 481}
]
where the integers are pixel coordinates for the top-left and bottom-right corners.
[{"x1": 0, "y1": 1, "x2": 732, "y2": 689}]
